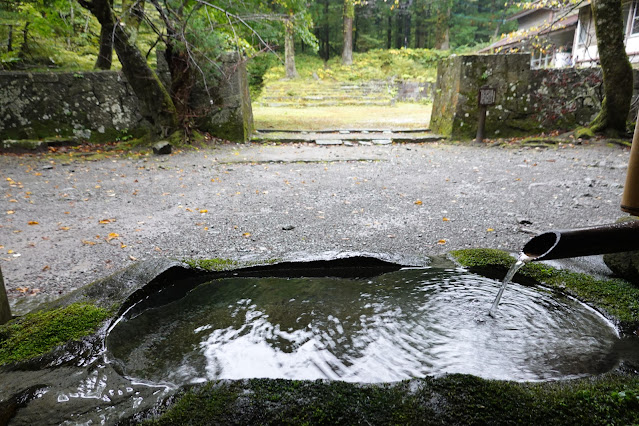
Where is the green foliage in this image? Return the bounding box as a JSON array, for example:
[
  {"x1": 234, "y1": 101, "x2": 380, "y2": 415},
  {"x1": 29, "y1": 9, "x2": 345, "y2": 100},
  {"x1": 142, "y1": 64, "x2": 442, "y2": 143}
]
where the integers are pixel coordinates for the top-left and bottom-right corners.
[
  {"x1": 259, "y1": 49, "x2": 448, "y2": 86},
  {"x1": 247, "y1": 53, "x2": 279, "y2": 99},
  {"x1": 0, "y1": 1, "x2": 101, "y2": 70},
  {"x1": 0, "y1": 303, "x2": 111, "y2": 366}
]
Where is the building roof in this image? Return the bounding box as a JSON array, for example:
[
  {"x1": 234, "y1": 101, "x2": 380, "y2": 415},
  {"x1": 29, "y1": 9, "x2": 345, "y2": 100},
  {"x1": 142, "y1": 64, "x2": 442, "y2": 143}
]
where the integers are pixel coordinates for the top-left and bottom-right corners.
[
  {"x1": 480, "y1": 12, "x2": 579, "y2": 53},
  {"x1": 506, "y1": 1, "x2": 558, "y2": 22}
]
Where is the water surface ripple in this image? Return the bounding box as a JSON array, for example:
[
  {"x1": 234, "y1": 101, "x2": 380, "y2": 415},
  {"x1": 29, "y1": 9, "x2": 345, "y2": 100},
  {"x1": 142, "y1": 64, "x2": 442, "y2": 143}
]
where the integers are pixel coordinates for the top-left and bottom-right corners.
[{"x1": 107, "y1": 267, "x2": 620, "y2": 384}]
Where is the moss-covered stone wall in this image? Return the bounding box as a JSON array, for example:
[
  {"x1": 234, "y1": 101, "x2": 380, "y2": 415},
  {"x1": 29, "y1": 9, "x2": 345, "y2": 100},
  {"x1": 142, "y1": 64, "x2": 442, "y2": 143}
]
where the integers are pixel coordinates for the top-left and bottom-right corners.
[
  {"x1": 431, "y1": 54, "x2": 639, "y2": 139},
  {"x1": 0, "y1": 71, "x2": 148, "y2": 142},
  {"x1": 0, "y1": 54, "x2": 254, "y2": 144}
]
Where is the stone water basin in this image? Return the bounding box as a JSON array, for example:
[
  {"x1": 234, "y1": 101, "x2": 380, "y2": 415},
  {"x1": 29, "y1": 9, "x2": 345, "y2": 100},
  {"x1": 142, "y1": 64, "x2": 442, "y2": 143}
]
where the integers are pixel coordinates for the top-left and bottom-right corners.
[{"x1": 106, "y1": 257, "x2": 623, "y2": 385}]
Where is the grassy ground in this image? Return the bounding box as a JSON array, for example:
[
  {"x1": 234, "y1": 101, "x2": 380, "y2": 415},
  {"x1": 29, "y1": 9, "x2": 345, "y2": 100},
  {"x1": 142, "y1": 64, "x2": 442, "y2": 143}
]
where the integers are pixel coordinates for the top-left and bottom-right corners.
[{"x1": 253, "y1": 103, "x2": 432, "y2": 131}]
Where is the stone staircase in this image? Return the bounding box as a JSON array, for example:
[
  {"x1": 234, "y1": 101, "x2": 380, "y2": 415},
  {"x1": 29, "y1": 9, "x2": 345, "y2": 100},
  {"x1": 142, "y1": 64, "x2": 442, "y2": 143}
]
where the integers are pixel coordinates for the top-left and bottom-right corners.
[
  {"x1": 251, "y1": 129, "x2": 443, "y2": 145},
  {"x1": 256, "y1": 80, "x2": 395, "y2": 108}
]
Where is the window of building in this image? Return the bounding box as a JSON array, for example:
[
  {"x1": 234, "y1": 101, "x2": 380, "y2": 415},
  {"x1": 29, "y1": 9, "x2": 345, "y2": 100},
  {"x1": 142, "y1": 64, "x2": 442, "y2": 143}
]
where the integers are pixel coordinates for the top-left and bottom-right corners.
[
  {"x1": 577, "y1": 8, "x2": 591, "y2": 46},
  {"x1": 531, "y1": 50, "x2": 554, "y2": 69},
  {"x1": 630, "y1": 1, "x2": 639, "y2": 35}
]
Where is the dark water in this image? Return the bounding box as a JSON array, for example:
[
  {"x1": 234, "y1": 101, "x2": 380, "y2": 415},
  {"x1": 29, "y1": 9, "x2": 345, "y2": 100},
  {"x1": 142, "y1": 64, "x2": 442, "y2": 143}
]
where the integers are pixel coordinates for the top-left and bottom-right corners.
[{"x1": 107, "y1": 267, "x2": 621, "y2": 384}]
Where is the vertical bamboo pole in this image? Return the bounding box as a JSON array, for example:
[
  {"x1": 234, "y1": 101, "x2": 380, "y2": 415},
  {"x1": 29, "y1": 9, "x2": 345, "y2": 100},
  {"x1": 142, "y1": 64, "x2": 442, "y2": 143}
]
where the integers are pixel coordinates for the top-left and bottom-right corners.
[
  {"x1": 621, "y1": 109, "x2": 639, "y2": 215},
  {"x1": 0, "y1": 265, "x2": 11, "y2": 325}
]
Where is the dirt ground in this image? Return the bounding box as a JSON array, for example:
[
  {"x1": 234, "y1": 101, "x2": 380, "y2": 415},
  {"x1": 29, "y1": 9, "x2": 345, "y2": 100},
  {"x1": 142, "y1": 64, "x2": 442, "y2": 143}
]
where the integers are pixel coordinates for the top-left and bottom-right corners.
[{"x1": 0, "y1": 139, "x2": 631, "y2": 313}]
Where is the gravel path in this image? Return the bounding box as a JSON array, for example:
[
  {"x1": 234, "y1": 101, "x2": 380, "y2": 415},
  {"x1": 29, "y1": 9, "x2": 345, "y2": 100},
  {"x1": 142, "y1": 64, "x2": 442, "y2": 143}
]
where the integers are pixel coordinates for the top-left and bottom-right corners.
[{"x1": 0, "y1": 141, "x2": 631, "y2": 312}]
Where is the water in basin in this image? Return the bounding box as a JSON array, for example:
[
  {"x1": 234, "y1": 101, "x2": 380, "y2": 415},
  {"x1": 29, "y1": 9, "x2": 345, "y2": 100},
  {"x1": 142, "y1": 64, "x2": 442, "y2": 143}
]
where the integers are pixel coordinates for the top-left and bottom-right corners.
[{"x1": 106, "y1": 266, "x2": 620, "y2": 385}]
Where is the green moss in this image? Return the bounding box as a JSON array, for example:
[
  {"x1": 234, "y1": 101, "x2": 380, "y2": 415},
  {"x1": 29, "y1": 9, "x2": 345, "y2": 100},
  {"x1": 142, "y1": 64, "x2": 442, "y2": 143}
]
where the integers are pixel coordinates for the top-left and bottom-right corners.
[
  {"x1": 146, "y1": 373, "x2": 639, "y2": 425},
  {"x1": 182, "y1": 258, "x2": 281, "y2": 272},
  {"x1": 451, "y1": 248, "x2": 639, "y2": 329},
  {"x1": 575, "y1": 126, "x2": 595, "y2": 139},
  {"x1": 182, "y1": 258, "x2": 240, "y2": 272},
  {"x1": 0, "y1": 303, "x2": 111, "y2": 366},
  {"x1": 450, "y1": 248, "x2": 515, "y2": 268}
]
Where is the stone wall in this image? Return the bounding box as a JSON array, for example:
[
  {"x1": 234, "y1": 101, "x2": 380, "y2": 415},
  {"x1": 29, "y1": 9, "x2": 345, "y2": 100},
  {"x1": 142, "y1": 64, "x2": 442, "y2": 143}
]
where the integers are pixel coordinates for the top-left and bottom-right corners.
[
  {"x1": 431, "y1": 54, "x2": 534, "y2": 139},
  {"x1": 431, "y1": 53, "x2": 639, "y2": 139},
  {"x1": 0, "y1": 71, "x2": 147, "y2": 141},
  {"x1": 0, "y1": 53, "x2": 253, "y2": 143}
]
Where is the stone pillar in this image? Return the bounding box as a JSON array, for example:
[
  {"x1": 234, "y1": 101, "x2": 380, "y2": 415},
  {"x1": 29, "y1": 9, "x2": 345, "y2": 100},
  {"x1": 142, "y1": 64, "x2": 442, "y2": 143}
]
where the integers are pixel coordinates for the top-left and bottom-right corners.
[
  {"x1": 430, "y1": 54, "x2": 535, "y2": 139},
  {"x1": 0, "y1": 265, "x2": 11, "y2": 325},
  {"x1": 192, "y1": 52, "x2": 254, "y2": 143}
]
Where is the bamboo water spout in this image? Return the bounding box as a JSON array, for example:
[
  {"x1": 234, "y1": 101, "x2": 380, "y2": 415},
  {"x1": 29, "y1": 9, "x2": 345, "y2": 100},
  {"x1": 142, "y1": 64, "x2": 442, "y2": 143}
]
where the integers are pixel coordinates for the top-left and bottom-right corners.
[{"x1": 521, "y1": 221, "x2": 639, "y2": 262}]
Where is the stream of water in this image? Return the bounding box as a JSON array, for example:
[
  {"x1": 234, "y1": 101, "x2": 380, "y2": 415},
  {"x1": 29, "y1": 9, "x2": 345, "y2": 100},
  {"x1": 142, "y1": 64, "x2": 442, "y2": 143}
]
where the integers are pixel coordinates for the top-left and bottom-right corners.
[{"x1": 488, "y1": 253, "x2": 532, "y2": 317}]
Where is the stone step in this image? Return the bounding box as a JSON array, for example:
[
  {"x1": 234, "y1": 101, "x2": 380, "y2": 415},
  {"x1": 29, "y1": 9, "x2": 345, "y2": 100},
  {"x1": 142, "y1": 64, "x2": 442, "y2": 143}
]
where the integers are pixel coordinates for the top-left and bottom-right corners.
[
  {"x1": 260, "y1": 95, "x2": 392, "y2": 102},
  {"x1": 257, "y1": 100, "x2": 393, "y2": 108},
  {"x1": 251, "y1": 130, "x2": 443, "y2": 144}
]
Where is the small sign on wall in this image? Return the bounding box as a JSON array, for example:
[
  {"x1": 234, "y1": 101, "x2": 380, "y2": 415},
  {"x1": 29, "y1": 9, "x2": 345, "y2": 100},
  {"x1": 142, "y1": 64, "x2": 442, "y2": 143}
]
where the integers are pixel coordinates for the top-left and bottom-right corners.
[{"x1": 478, "y1": 87, "x2": 497, "y2": 106}]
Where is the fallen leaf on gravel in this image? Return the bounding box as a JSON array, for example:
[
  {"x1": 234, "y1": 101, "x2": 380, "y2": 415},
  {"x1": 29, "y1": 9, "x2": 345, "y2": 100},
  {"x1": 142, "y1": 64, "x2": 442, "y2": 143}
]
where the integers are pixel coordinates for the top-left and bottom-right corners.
[
  {"x1": 129, "y1": 255, "x2": 138, "y2": 261},
  {"x1": 6, "y1": 211, "x2": 14, "y2": 215},
  {"x1": 7, "y1": 249, "x2": 14, "y2": 254},
  {"x1": 28, "y1": 221, "x2": 39, "y2": 225},
  {"x1": 199, "y1": 209, "x2": 208, "y2": 213},
  {"x1": 99, "y1": 219, "x2": 115, "y2": 224},
  {"x1": 414, "y1": 200, "x2": 423, "y2": 205},
  {"x1": 42, "y1": 265, "x2": 50, "y2": 271},
  {"x1": 487, "y1": 228, "x2": 495, "y2": 232},
  {"x1": 16, "y1": 287, "x2": 29, "y2": 293},
  {"x1": 120, "y1": 243, "x2": 127, "y2": 248},
  {"x1": 243, "y1": 232, "x2": 251, "y2": 237},
  {"x1": 82, "y1": 240, "x2": 97, "y2": 246},
  {"x1": 107, "y1": 232, "x2": 120, "y2": 241},
  {"x1": 60, "y1": 226, "x2": 70, "y2": 231},
  {"x1": 437, "y1": 239, "x2": 447, "y2": 245},
  {"x1": 9, "y1": 199, "x2": 17, "y2": 203}
]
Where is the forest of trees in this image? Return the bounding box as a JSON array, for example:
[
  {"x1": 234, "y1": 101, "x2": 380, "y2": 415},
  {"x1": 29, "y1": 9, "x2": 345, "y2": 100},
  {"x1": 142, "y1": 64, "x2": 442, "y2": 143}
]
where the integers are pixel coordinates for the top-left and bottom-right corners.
[
  {"x1": 0, "y1": 0, "x2": 517, "y2": 72},
  {"x1": 0, "y1": 0, "x2": 632, "y2": 136}
]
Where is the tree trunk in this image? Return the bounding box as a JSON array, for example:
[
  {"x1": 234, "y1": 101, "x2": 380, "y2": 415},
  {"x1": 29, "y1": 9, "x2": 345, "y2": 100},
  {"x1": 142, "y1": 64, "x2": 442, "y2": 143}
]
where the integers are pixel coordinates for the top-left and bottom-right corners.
[
  {"x1": 121, "y1": 0, "x2": 145, "y2": 44},
  {"x1": 415, "y1": 5, "x2": 425, "y2": 48},
  {"x1": 285, "y1": 18, "x2": 298, "y2": 79},
  {"x1": 342, "y1": 0, "x2": 354, "y2": 65},
  {"x1": 95, "y1": 18, "x2": 113, "y2": 70},
  {"x1": 403, "y1": 11, "x2": 411, "y2": 48},
  {"x1": 324, "y1": 0, "x2": 330, "y2": 61},
  {"x1": 435, "y1": 4, "x2": 451, "y2": 50},
  {"x1": 0, "y1": 266, "x2": 11, "y2": 325},
  {"x1": 590, "y1": 0, "x2": 634, "y2": 134},
  {"x1": 79, "y1": 0, "x2": 178, "y2": 136},
  {"x1": 386, "y1": 14, "x2": 392, "y2": 49},
  {"x1": 394, "y1": 13, "x2": 403, "y2": 48},
  {"x1": 7, "y1": 24, "x2": 12, "y2": 52}
]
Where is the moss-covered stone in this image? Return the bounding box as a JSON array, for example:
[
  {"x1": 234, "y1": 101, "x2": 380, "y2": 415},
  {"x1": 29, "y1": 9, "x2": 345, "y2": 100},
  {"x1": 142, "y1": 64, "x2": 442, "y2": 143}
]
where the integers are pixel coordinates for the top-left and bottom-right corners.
[
  {"x1": 145, "y1": 373, "x2": 639, "y2": 425},
  {"x1": 181, "y1": 258, "x2": 240, "y2": 272},
  {"x1": 0, "y1": 303, "x2": 111, "y2": 366},
  {"x1": 181, "y1": 258, "x2": 280, "y2": 272},
  {"x1": 451, "y1": 248, "x2": 639, "y2": 332},
  {"x1": 603, "y1": 217, "x2": 639, "y2": 285},
  {"x1": 575, "y1": 126, "x2": 595, "y2": 140}
]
